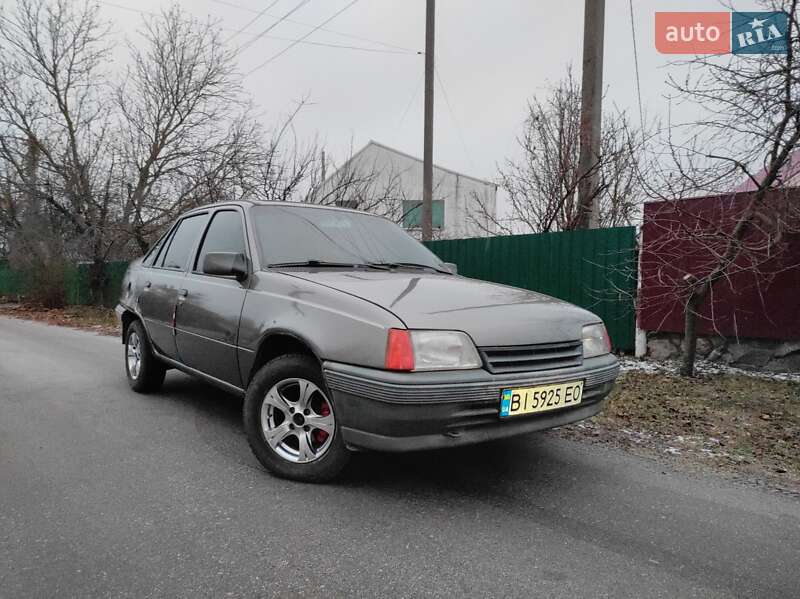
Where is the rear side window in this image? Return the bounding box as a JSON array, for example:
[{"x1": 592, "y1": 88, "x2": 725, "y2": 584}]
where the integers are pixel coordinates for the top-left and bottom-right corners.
[
  {"x1": 142, "y1": 229, "x2": 172, "y2": 267},
  {"x1": 194, "y1": 210, "x2": 247, "y2": 272},
  {"x1": 158, "y1": 214, "x2": 209, "y2": 270}
]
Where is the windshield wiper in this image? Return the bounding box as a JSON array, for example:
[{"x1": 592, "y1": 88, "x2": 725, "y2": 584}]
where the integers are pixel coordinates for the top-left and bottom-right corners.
[
  {"x1": 369, "y1": 262, "x2": 450, "y2": 274},
  {"x1": 268, "y1": 260, "x2": 391, "y2": 270}
]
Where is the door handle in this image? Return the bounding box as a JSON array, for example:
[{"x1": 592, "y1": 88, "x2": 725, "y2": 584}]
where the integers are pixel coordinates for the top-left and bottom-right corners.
[
  {"x1": 177, "y1": 289, "x2": 189, "y2": 301},
  {"x1": 143, "y1": 281, "x2": 151, "y2": 290}
]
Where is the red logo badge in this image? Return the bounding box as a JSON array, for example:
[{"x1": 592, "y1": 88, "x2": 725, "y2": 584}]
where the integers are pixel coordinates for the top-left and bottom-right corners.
[{"x1": 655, "y1": 12, "x2": 731, "y2": 55}]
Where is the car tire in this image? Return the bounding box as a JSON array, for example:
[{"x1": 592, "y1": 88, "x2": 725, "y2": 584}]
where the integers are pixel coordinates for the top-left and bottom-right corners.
[
  {"x1": 243, "y1": 354, "x2": 350, "y2": 483},
  {"x1": 125, "y1": 320, "x2": 166, "y2": 393}
]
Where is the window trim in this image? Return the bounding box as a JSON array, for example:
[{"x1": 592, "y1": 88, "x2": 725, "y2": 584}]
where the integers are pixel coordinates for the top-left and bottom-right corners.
[
  {"x1": 154, "y1": 212, "x2": 210, "y2": 272},
  {"x1": 190, "y1": 207, "x2": 252, "y2": 279}
]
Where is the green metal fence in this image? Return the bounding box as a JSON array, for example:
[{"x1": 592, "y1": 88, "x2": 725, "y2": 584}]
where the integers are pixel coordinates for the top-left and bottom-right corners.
[
  {"x1": 64, "y1": 261, "x2": 130, "y2": 306},
  {"x1": 0, "y1": 260, "x2": 23, "y2": 298},
  {"x1": 425, "y1": 227, "x2": 638, "y2": 351},
  {"x1": 2, "y1": 228, "x2": 638, "y2": 349},
  {"x1": 0, "y1": 260, "x2": 129, "y2": 307}
]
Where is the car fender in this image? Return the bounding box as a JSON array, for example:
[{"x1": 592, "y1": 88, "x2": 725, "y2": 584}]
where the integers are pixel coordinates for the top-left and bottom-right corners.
[{"x1": 238, "y1": 271, "x2": 404, "y2": 375}]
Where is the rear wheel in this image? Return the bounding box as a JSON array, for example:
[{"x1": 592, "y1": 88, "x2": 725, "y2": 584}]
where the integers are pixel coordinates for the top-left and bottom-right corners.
[
  {"x1": 125, "y1": 320, "x2": 166, "y2": 393},
  {"x1": 243, "y1": 354, "x2": 350, "y2": 482}
]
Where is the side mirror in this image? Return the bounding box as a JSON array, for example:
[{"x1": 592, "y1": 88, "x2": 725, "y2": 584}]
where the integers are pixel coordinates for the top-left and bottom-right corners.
[
  {"x1": 203, "y1": 252, "x2": 248, "y2": 281},
  {"x1": 443, "y1": 262, "x2": 458, "y2": 275}
]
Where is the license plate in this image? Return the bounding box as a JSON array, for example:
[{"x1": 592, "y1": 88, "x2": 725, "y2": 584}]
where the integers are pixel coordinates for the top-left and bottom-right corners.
[{"x1": 499, "y1": 381, "x2": 584, "y2": 418}]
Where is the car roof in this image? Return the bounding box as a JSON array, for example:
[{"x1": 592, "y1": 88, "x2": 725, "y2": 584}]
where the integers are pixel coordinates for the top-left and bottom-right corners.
[{"x1": 180, "y1": 199, "x2": 381, "y2": 219}]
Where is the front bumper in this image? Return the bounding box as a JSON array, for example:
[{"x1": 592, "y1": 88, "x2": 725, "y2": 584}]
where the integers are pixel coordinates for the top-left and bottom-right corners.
[{"x1": 323, "y1": 354, "x2": 619, "y2": 452}]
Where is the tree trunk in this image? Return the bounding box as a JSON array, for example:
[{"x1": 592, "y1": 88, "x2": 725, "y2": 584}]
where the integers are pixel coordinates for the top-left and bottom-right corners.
[
  {"x1": 88, "y1": 257, "x2": 107, "y2": 306},
  {"x1": 134, "y1": 228, "x2": 150, "y2": 254},
  {"x1": 680, "y1": 292, "x2": 704, "y2": 377}
]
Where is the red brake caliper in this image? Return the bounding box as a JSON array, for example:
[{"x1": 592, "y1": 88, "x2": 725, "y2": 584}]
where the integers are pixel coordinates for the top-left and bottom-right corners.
[{"x1": 313, "y1": 401, "x2": 330, "y2": 445}]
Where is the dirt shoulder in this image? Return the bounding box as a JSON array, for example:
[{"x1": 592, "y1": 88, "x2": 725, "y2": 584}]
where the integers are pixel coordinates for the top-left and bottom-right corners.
[
  {"x1": 555, "y1": 364, "x2": 800, "y2": 494},
  {"x1": 0, "y1": 303, "x2": 119, "y2": 337}
]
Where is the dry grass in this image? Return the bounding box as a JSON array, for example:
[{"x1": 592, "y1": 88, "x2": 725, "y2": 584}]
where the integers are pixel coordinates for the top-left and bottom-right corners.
[
  {"x1": 558, "y1": 371, "x2": 800, "y2": 492},
  {"x1": 0, "y1": 303, "x2": 119, "y2": 336}
]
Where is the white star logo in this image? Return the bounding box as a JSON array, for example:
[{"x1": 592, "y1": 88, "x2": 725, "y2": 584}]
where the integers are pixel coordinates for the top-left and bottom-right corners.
[{"x1": 750, "y1": 17, "x2": 766, "y2": 29}]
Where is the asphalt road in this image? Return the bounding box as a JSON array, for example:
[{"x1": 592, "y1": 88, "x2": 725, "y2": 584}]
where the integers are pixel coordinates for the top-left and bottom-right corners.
[{"x1": 1, "y1": 316, "x2": 799, "y2": 598}]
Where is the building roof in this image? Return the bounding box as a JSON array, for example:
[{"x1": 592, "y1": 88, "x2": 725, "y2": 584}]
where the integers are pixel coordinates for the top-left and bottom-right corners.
[
  {"x1": 320, "y1": 140, "x2": 497, "y2": 190},
  {"x1": 733, "y1": 151, "x2": 800, "y2": 192}
]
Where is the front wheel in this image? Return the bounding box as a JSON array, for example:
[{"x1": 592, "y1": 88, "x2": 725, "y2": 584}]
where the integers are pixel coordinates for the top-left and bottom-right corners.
[
  {"x1": 125, "y1": 320, "x2": 166, "y2": 393},
  {"x1": 243, "y1": 354, "x2": 350, "y2": 482}
]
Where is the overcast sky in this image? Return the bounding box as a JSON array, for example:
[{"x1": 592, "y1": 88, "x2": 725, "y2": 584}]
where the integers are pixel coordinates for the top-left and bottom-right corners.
[{"x1": 99, "y1": 0, "x2": 765, "y2": 183}]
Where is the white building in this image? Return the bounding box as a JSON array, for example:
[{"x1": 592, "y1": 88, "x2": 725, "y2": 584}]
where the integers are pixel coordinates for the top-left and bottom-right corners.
[{"x1": 316, "y1": 141, "x2": 497, "y2": 239}]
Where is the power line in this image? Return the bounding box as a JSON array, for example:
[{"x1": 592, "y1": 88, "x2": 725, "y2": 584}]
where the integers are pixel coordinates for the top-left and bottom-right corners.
[
  {"x1": 225, "y1": 0, "x2": 282, "y2": 42},
  {"x1": 98, "y1": 0, "x2": 159, "y2": 16},
  {"x1": 236, "y1": 0, "x2": 313, "y2": 54},
  {"x1": 434, "y1": 65, "x2": 476, "y2": 172},
  {"x1": 207, "y1": 0, "x2": 415, "y2": 52},
  {"x1": 397, "y1": 73, "x2": 423, "y2": 129},
  {"x1": 207, "y1": 0, "x2": 254, "y2": 11},
  {"x1": 628, "y1": 0, "x2": 645, "y2": 141},
  {"x1": 96, "y1": 1, "x2": 410, "y2": 55},
  {"x1": 245, "y1": 0, "x2": 360, "y2": 75},
  {"x1": 259, "y1": 35, "x2": 410, "y2": 54}
]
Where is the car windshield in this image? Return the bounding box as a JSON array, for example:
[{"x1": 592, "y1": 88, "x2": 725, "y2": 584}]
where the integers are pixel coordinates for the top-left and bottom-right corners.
[{"x1": 252, "y1": 205, "x2": 445, "y2": 270}]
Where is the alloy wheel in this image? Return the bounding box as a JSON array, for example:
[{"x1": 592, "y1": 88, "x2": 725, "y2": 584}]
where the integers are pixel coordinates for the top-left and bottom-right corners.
[
  {"x1": 127, "y1": 331, "x2": 141, "y2": 380},
  {"x1": 260, "y1": 378, "x2": 335, "y2": 464}
]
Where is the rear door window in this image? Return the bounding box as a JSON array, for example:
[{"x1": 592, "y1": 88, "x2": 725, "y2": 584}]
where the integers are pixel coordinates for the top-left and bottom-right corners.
[{"x1": 158, "y1": 213, "x2": 209, "y2": 271}]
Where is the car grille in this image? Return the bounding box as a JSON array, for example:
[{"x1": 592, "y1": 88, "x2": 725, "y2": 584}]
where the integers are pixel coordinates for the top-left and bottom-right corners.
[{"x1": 479, "y1": 340, "x2": 583, "y2": 374}]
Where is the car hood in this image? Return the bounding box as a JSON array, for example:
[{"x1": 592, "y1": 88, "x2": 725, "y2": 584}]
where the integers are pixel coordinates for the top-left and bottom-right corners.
[{"x1": 282, "y1": 270, "x2": 598, "y2": 346}]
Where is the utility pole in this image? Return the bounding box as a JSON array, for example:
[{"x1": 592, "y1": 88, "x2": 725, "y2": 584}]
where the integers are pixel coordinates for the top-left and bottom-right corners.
[
  {"x1": 575, "y1": 0, "x2": 605, "y2": 229},
  {"x1": 421, "y1": 0, "x2": 435, "y2": 241}
]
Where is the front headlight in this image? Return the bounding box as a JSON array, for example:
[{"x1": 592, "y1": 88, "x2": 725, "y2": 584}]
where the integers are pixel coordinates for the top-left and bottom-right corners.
[
  {"x1": 385, "y1": 329, "x2": 482, "y2": 371},
  {"x1": 582, "y1": 323, "x2": 611, "y2": 358},
  {"x1": 412, "y1": 330, "x2": 482, "y2": 370}
]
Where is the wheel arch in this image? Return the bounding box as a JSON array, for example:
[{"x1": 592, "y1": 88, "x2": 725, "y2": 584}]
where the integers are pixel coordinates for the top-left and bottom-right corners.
[
  {"x1": 120, "y1": 308, "x2": 139, "y2": 342},
  {"x1": 245, "y1": 329, "x2": 323, "y2": 386}
]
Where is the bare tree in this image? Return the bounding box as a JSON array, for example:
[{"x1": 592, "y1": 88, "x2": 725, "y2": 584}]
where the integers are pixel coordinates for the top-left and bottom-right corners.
[
  {"x1": 249, "y1": 101, "x2": 327, "y2": 204},
  {"x1": 641, "y1": 0, "x2": 800, "y2": 376},
  {"x1": 472, "y1": 67, "x2": 647, "y2": 235},
  {"x1": 116, "y1": 5, "x2": 255, "y2": 252},
  {"x1": 0, "y1": 1, "x2": 446, "y2": 305},
  {"x1": 0, "y1": 0, "x2": 117, "y2": 304},
  {"x1": 0, "y1": 2, "x2": 288, "y2": 302}
]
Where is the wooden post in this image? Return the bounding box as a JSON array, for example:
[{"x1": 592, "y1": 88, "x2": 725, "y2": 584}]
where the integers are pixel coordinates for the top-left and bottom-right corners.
[
  {"x1": 575, "y1": 0, "x2": 605, "y2": 229},
  {"x1": 422, "y1": 0, "x2": 435, "y2": 240}
]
